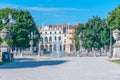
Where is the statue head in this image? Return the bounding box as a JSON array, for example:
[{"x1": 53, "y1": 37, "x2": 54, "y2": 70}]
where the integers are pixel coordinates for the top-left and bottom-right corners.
[{"x1": 113, "y1": 29, "x2": 120, "y2": 41}]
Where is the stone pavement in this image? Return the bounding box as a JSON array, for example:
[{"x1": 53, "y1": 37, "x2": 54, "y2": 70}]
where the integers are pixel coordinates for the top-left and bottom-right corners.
[{"x1": 0, "y1": 56, "x2": 120, "y2": 80}]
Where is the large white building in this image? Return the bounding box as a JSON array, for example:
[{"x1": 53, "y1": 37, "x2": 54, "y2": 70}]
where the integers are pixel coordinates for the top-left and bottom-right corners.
[{"x1": 38, "y1": 24, "x2": 71, "y2": 54}]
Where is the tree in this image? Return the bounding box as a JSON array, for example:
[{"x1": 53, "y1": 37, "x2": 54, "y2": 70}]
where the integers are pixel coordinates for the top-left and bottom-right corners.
[
  {"x1": 84, "y1": 16, "x2": 110, "y2": 49},
  {"x1": 74, "y1": 23, "x2": 85, "y2": 50},
  {"x1": 0, "y1": 8, "x2": 40, "y2": 50},
  {"x1": 100, "y1": 19, "x2": 110, "y2": 48},
  {"x1": 75, "y1": 16, "x2": 110, "y2": 49},
  {"x1": 83, "y1": 16, "x2": 103, "y2": 48},
  {"x1": 107, "y1": 5, "x2": 120, "y2": 30}
]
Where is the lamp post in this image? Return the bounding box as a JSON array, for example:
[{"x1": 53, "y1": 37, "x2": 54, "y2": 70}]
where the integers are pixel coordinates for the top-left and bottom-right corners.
[
  {"x1": 78, "y1": 33, "x2": 83, "y2": 56},
  {"x1": 28, "y1": 32, "x2": 35, "y2": 55},
  {"x1": 0, "y1": 13, "x2": 15, "y2": 62},
  {"x1": 2, "y1": 13, "x2": 16, "y2": 30},
  {"x1": 0, "y1": 13, "x2": 16, "y2": 52}
]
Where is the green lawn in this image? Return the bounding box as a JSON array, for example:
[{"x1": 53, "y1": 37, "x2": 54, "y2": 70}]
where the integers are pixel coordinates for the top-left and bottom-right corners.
[
  {"x1": 111, "y1": 60, "x2": 120, "y2": 64},
  {"x1": 0, "y1": 62, "x2": 5, "y2": 66},
  {"x1": 0, "y1": 62, "x2": 2, "y2": 65}
]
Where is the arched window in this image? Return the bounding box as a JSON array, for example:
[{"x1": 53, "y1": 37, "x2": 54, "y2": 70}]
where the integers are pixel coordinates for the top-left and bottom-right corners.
[
  {"x1": 58, "y1": 36, "x2": 61, "y2": 41},
  {"x1": 50, "y1": 32, "x2": 52, "y2": 34},
  {"x1": 40, "y1": 32, "x2": 42, "y2": 34},
  {"x1": 54, "y1": 44, "x2": 56, "y2": 51},
  {"x1": 49, "y1": 36, "x2": 52, "y2": 42},
  {"x1": 54, "y1": 36, "x2": 56, "y2": 41},
  {"x1": 59, "y1": 31, "x2": 61, "y2": 34},
  {"x1": 55, "y1": 32, "x2": 56, "y2": 34},
  {"x1": 40, "y1": 37, "x2": 43, "y2": 42},
  {"x1": 45, "y1": 36, "x2": 48, "y2": 42}
]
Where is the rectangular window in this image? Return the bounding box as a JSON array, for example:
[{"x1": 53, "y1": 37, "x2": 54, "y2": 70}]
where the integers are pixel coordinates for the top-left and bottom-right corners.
[{"x1": 64, "y1": 39, "x2": 66, "y2": 43}]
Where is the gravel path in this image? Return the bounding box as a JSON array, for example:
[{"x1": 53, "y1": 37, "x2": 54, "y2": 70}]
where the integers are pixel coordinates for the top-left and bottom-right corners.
[{"x1": 0, "y1": 56, "x2": 120, "y2": 80}]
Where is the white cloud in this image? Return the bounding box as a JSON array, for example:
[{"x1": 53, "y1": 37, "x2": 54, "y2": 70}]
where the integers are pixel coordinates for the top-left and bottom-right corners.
[
  {"x1": 0, "y1": 3, "x2": 89, "y2": 12},
  {"x1": 0, "y1": 3, "x2": 19, "y2": 9},
  {"x1": 25, "y1": 7, "x2": 83, "y2": 11},
  {"x1": 25, "y1": 7, "x2": 57, "y2": 11}
]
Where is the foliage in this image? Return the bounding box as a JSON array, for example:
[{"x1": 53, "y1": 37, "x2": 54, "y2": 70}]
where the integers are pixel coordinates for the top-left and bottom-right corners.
[
  {"x1": 100, "y1": 19, "x2": 110, "y2": 46},
  {"x1": 75, "y1": 16, "x2": 110, "y2": 49},
  {"x1": 0, "y1": 8, "x2": 40, "y2": 48},
  {"x1": 74, "y1": 23, "x2": 85, "y2": 49},
  {"x1": 0, "y1": 60, "x2": 6, "y2": 65},
  {"x1": 0, "y1": 37, "x2": 3, "y2": 44},
  {"x1": 74, "y1": 31, "x2": 80, "y2": 49},
  {"x1": 0, "y1": 62, "x2": 4, "y2": 65},
  {"x1": 107, "y1": 5, "x2": 120, "y2": 30}
]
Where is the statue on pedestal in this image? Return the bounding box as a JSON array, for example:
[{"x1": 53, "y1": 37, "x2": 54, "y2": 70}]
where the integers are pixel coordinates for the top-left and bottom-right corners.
[{"x1": 111, "y1": 29, "x2": 120, "y2": 60}]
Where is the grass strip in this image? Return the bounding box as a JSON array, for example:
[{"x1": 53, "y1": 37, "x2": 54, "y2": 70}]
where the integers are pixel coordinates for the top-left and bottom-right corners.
[{"x1": 110, "y1": 60, "x2": 120, "y2": 64}]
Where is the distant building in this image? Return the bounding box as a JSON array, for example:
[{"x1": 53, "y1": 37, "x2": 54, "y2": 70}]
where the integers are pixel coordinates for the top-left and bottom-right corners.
[
  {"x1": 69, "y1": 25, "x2": 78, "y2": 51},
  {"x1": 38, "y1": 24, "x2": 78, "y2": 54}
]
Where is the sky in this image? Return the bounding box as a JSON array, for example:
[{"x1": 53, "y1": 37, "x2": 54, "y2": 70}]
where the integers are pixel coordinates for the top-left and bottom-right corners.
[{"x1": 0, "y1": 0, "x2": 120, "y2": 26}]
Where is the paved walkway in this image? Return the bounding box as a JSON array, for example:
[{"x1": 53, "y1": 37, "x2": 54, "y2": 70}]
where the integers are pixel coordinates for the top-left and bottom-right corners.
[{"x1": 0, "y1": 56, "x2": 120, "y2": 80}]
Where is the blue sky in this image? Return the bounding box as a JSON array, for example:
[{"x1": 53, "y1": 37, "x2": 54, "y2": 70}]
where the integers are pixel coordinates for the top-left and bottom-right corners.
[{"x1": 0, "y1": 0, "x2": 120, "y2": 26}]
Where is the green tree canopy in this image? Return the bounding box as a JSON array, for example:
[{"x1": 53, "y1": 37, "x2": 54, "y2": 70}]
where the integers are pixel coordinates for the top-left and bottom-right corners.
[
  {"x1": 0, "y1": 8, "x2": 40, "y2": 48},
  {"x1": 107, "y1": 5, "x2": 120, "y2": 30},
  {"x1": 74, "y1": 23, "x2": 85, "y2": 49},
  {"x1": 75, "y1": 16, "x2": 110, "y2": 49}
]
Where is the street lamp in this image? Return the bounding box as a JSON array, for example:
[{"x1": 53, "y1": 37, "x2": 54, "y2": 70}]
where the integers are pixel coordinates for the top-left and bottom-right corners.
[
  {"x1": 2, "y1": 13, "x2": 16, "y2": 29},
  {"x1": 78, "y1": 33, "x2": 83, "y2": 56},
  {"x1": 0, "y1": 13, "x2": 16, "y2": 50},
  {"x1": 0, "y1": 13, "x2": 15, "y2": 62},
  {"x1": 1, "y1": 13, "x2": 16, "y2": 42}
]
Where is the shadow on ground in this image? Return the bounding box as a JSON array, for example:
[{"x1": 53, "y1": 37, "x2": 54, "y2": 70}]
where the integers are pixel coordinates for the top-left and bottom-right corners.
[{"x1": 0, "y1": 58, "x2": 68, "y2": 69}]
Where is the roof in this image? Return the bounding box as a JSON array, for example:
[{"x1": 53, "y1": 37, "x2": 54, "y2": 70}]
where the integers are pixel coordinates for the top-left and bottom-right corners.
[
  {"x1": 37, "y1": 24, "x2": 78, "y2": 31},
  {"x1": 71, "y1": 25, "x2": 78, "y2": 29}
]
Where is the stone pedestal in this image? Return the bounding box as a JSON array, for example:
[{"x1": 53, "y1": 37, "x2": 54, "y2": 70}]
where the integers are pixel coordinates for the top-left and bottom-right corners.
[
  {"x1": 0, "y1": 41, "x2": 9, "y2": 52},
  {"x1": 0, "y1": 27, "x2": 10, "y2": 40},
  {"x1": 92, "y1": 48, "x2": 96, "y2": 57},
  {"x1": 0, "y1": 41, "x2": 10, "y2": 62},
  {"x1": 111, "y1": 41, "x2": 120, "y2": 60}
]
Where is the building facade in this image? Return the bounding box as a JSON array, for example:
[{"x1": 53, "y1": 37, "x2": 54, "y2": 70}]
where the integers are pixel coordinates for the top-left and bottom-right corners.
[{"x1": 38, "y1": 24, "x2": 78, "y2": 54}]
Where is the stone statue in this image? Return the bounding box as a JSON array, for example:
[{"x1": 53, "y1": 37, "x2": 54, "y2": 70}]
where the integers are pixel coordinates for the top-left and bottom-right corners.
[{"x1": 111, "y1": 29, "x2": 120, "y2": 60}]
